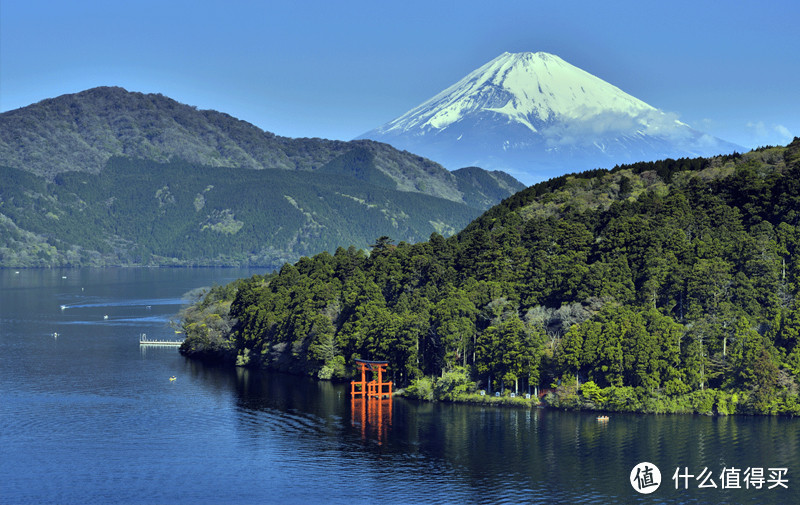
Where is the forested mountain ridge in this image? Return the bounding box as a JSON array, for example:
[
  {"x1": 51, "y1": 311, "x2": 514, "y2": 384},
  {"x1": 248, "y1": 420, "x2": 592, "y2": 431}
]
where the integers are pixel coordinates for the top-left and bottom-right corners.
[
  {"x1": 182, "y1": 139, "x2": 800, "y2": 415},
  {"x1": 0, "y1": 87, "x2": 525, "y2": 267},
  {"x1": 0, "y1": 87, "x2": 523, "y2": 205}
]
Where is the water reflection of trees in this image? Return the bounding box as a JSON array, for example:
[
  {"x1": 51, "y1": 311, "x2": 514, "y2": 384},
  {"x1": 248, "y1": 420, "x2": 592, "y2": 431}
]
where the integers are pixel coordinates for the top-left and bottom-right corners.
[{"x1": 191, "y1": 363, "x2": 798, "y2": 503}]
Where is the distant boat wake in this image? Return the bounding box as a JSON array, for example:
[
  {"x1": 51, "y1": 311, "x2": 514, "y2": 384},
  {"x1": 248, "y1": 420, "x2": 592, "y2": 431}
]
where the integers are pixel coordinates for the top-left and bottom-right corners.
[{"x1": 59, "y1": 298, "x2": 184, "y2": 310}]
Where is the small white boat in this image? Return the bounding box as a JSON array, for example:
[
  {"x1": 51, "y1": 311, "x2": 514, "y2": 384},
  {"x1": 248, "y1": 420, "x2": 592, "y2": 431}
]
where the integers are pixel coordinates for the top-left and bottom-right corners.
[
  {"x1": 103, "y1": 315, "x2": 109, "y2": 320},
  {"x1": 60, "y1": 305, "x2": 67, "y2": 311}
]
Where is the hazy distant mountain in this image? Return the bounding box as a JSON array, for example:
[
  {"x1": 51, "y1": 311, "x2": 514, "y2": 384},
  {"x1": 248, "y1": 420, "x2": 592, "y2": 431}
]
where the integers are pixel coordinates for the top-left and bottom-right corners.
[
  {"x1": 359, "y1": 52, "x2": 743, "y2": 183},
  {"x1": 0, "y1": 87, "x2": 525, "y2": 267}
]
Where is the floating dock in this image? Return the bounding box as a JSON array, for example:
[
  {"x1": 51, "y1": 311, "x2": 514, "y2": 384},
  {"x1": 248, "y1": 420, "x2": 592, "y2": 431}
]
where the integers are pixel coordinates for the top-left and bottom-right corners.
[{"x1": 139, "y1": 335, "x2": 183, "y2": 347}]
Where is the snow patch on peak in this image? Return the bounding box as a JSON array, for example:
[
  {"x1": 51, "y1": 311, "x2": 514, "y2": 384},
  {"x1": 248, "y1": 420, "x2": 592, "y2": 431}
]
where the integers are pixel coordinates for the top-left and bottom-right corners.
[
  {"x1": 358, "y1": 51, "x2": 743, "y2": 184},
  {"x1": 379, "y1": 51, "x2": 662, "y2": 136},
  {"x1": 485, "y1": 100, "x2": 539, "y2": 133}
]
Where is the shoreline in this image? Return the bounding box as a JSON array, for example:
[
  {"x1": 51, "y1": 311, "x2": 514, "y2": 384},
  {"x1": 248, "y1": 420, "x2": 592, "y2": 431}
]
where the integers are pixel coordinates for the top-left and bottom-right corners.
[{"x1": 183, "y1": 351, "x2": 798, "y2": 417}]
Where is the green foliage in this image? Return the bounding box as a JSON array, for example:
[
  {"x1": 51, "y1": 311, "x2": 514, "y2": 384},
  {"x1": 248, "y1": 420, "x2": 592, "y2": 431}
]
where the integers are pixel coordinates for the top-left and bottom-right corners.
[
  {"x1": 179, "y1": 284, "x2": 239, "y2": 361},
  {"x1": 433, "y1": 367, "x2": 476, "y2": 401},
  {"x1": 405, "y1": 376, "x2": 435, "y2": 401},
  {"x1": 177, "y1": 139, "x2": 800, "y2": 415},
  {"x1": 317, "y1": 355, "x2": 347, "y2": 380},
  {"x1": 579, "y1": 381, "x2": 607, "y2": 408},
  {"x1": 549, "y1": 375, "x2": 582, "y2": 409}
]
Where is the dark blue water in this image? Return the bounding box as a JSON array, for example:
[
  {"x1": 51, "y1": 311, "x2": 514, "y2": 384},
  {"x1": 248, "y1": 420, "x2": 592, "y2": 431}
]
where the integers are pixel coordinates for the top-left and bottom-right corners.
[{"x1": 1, "y1": 268, "x2": 798, "y2": 504}]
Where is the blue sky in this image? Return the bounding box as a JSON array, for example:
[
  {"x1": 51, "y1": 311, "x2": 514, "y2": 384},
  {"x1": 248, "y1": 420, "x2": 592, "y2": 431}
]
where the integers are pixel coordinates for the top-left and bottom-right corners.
[{"x1": 1, "y1": 0, "x2": 797, "y2": 150}]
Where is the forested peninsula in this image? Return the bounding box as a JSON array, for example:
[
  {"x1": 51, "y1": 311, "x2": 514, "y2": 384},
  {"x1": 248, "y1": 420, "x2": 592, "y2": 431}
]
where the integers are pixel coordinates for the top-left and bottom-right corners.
[{"x1": 182, "y1": 139, "x2": 800, "y2": 415}]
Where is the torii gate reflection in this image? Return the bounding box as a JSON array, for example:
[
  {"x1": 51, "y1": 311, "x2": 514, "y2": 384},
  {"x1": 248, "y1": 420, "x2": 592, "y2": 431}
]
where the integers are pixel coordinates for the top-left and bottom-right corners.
[{"x1": 350, "y1": 359, "x2": 393, "y2": 444}]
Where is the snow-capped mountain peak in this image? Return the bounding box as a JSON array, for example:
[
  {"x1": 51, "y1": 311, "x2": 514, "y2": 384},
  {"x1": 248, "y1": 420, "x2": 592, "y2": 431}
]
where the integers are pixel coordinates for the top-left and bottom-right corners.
[
  {"x1": 382, "y1": 51, "x2": 656, "y2": 135},
  {"x1": 359, "y1": 52, "x2": 741, "y2": 184}
]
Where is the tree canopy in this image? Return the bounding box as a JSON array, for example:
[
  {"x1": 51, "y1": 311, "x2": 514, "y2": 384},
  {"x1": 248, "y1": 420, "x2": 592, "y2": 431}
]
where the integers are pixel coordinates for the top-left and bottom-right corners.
[{"x1": 182, "y1": 139, "x2": 800, "y2": 415}]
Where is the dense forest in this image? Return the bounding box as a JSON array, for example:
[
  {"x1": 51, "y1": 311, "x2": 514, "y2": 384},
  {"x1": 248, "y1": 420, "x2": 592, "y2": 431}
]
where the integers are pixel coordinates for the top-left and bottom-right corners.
[
  {"x1": 181, "y1": 139, "x2": 800, "y2": 415},
  {"x1": 0, "y1": 157, "x2": 503, "y2": 267}
]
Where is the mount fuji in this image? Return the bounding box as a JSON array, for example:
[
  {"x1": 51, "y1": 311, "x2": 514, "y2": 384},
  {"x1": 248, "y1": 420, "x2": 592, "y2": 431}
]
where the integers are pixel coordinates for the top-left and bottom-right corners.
[{"x1": 358, "y1": 52, "x2": 742, "y2": 184}]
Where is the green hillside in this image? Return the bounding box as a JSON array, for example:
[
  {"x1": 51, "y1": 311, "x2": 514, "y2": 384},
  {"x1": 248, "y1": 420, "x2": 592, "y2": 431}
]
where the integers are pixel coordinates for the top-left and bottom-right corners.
[
  {"x1": 0, "y1": 87, "x2": 525, "y2": 267},
  {"x1": 181, "y1": 139, "x2": 800, "y2": 415},
  {"x1": 0, "y1": 157, "x2": 492, "y2": 266},
  {"x1": 0, "y1": 87, "x2": 523, "y2": 202}
]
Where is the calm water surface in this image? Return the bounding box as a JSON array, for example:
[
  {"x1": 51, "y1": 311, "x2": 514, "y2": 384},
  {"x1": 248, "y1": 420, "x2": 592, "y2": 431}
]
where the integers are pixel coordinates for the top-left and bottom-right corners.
[{"x1": 1, "y1": 268, "x2": 798, "y2": 504}]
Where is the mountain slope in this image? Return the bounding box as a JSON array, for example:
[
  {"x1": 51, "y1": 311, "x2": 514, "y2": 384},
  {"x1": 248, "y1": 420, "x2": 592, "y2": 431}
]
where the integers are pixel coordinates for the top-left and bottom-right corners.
[
  {"x1": 359, "y1": 52, "x2": 742, "y2": 183},
  {"x1": 0, "y1": 87, "x2": 526, "y2": 267},
  {"x1": 0, "y1": 86, "x2": 525, "y2": 204},
  {"x1": 0, "y1": 157, "x2": 486, "y2": 267}
]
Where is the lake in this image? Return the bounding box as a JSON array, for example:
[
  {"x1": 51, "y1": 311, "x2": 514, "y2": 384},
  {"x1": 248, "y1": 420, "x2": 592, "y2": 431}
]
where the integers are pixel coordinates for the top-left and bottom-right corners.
[{"x1": 1, "y1": 268, "x2": 798, "y2": 504}]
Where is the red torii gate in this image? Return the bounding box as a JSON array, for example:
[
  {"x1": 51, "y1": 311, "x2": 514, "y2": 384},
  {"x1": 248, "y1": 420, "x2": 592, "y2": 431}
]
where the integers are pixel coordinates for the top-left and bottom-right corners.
[
  {"x1": 351, "y1": 359, "x2": 393, "y2": 444},
  {"x1": 350, "y1": 359, "x2": 393, "y2": 399}
]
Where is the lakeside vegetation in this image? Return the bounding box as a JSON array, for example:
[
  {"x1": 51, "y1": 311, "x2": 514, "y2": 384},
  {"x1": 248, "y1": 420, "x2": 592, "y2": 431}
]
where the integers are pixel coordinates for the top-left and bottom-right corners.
[{"x1": 181, "y1": 139, "x2": 800, "y2": 415}]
